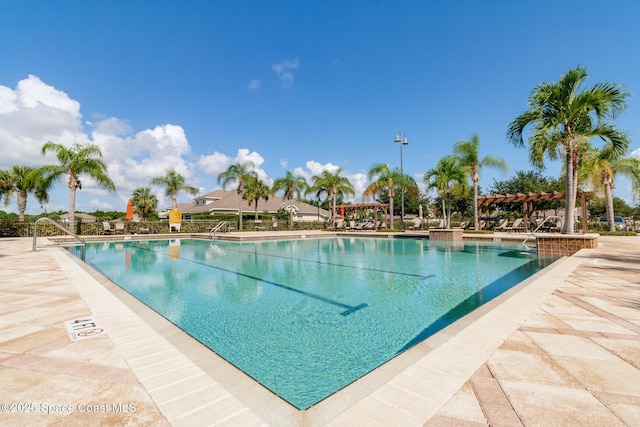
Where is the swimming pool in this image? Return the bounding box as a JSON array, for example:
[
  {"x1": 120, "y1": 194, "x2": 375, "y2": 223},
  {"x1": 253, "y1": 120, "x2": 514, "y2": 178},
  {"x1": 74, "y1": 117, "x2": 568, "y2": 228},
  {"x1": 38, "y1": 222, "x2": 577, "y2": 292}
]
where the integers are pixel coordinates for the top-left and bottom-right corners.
[{"x1": 71, "y1": 237, "x2": 556, "y2": 409}]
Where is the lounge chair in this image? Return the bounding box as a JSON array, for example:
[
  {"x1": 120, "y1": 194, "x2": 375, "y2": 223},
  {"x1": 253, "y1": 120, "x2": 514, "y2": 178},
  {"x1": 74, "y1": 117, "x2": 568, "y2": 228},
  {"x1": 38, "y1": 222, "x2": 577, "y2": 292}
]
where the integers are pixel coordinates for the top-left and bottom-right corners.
[
  {"x1": 549, "y1": 217, "x2": 563, "y2": 233},
  {"x1": 459, "y1": 221, "x2": 469, "y2": 230},
  {"x1": 409, "y1": 217, "x2": 422, "y2": 230},
  {"x1": 102, "y1": 222, "x2": 113, "y2": 234},
  {"x1": 115, "y1": 222, "x2": 125, "y2": 234},
  {"x1": 504, "y1": 218, "x2": 523, "y2": 232},
  {"x1": 494, "y1": 218, "x2": 509, "y2": 232},
  {"x1": 254, "y1": 220, "x2": 266, "y2": 231}
]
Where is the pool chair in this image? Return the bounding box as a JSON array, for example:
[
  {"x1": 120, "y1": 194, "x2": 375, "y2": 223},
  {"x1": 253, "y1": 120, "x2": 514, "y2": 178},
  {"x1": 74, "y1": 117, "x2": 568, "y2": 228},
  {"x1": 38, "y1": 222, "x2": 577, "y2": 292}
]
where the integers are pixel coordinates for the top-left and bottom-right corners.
[
  {"x1": 503, "y1": 218, "x2": 523, "y2": 232},
  {"x1": 102, "y1": 222, "x2": 113, "y2": 234},
  {"x1": 494, "y1": 218, "x2": 509, "y2": 232},
  {"x1": 115, "y1": 222, "x2": 126, "y2": 234}
]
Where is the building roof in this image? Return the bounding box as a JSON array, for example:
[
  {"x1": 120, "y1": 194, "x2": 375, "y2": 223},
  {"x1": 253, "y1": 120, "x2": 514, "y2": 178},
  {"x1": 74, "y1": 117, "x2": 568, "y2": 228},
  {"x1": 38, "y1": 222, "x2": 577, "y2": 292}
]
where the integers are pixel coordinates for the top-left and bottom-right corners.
[
  {"x1": 58, "y1": 213, "x2": 98, "y2": 223},
  {"x1": 174, "y1": 189, "x2": 331, "y2": 217}
]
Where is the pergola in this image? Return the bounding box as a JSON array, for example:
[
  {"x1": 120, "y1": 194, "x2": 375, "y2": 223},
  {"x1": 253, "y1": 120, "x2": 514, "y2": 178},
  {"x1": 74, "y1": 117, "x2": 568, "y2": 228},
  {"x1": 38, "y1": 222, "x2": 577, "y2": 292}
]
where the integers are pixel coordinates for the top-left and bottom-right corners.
[
  {"x1": 477, "y1": 191, "x2": 594, "y2": 233},
  {"x1": 339, "y1": 203, "x2": 390, "y2": 230}
]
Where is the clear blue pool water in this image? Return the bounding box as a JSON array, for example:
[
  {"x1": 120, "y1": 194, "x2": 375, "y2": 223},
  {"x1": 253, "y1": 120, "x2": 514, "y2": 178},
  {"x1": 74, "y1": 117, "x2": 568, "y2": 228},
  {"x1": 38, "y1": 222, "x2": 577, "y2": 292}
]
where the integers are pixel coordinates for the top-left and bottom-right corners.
[{"x1": 70, "y1": 237, "x2": 556, "y2": 409}]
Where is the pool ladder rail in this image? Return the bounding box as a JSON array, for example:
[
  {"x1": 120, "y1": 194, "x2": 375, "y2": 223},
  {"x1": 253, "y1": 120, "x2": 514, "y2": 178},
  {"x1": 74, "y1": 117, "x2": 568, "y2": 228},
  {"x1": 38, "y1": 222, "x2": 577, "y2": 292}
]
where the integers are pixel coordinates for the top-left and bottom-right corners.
[
  {"x1": 32, "y1": 217, "x2": 86, "y2": 260},
  {"x1": 209, "y1": 220, "x2": 232, "y2": 240},
  {"x1": 521, "y1": 215, "x2": 561, "y2": 254}
]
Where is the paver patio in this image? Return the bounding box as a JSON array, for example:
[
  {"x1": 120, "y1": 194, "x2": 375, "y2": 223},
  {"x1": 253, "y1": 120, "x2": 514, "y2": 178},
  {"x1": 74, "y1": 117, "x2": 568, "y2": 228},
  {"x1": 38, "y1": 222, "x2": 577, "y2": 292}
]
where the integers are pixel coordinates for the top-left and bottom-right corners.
[{"x1": 0, "y1": 234, "x2": 638, "y2": 426}]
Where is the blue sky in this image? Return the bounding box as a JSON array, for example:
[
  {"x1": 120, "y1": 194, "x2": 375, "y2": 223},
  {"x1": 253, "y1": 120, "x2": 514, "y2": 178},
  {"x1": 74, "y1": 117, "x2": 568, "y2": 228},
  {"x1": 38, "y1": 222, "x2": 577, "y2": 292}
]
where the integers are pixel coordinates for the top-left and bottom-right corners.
[{"x1": 1, "y1": 0, "x2": 639, "y2": 214}]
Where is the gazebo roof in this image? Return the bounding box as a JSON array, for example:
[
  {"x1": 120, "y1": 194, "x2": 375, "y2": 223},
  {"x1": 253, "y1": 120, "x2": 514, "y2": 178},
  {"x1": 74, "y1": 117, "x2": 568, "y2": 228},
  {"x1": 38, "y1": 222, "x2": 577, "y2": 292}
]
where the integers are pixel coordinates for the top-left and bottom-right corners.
[{"x1": 477, "y1": 191, "x2": 593, "y2": 207}]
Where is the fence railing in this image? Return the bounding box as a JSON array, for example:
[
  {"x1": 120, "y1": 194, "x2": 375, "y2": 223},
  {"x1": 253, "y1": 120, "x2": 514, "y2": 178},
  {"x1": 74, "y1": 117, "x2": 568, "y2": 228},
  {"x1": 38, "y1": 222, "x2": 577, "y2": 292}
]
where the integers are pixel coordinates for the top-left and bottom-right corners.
[{"x1": 0, "y1": 218, "x2": 330, "y2": 237}]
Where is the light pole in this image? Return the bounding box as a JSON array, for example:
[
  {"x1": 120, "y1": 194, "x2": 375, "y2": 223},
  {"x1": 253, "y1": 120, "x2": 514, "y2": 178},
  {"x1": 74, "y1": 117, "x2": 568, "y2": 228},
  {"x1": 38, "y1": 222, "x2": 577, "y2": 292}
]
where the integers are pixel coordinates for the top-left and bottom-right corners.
[{"x1": 394, "y1": 133, "x2": 409, "y2": 230}]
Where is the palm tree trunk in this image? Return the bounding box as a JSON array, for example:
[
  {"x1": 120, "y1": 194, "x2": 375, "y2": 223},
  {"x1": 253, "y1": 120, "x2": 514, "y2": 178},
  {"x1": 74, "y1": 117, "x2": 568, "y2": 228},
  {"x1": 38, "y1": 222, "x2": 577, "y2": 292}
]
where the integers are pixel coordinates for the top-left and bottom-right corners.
[
  {"x1": 389, "y1": 196, "x2": 394, "y2": 229},
  {"x1": 563, "y1": 149, "x2": 577, "y2": 234},
  {"x1": 238, "y1": 194, "x2": 243, "y2": 231},
  {"x1": 289, "y1": 197, "x2": 293, "y2": 228},
  {"x1": 332, "y1": 186, "x2": 337, "y2": 228},
  {"x1": 473, "y1": 178, "x2": 479, "y2": 231},
  {"x1": 441, "y1": 198, "x2": 446, "y2": 228},
  {"x1": 604, "y1": 180, "x2": 615, "y2": 232},
  {"x1": 17, "y1": 190, "x2": 27, "y2": 222},
  {"x1": 69, "y1": 187, "x2": 77, "y2": 233}
]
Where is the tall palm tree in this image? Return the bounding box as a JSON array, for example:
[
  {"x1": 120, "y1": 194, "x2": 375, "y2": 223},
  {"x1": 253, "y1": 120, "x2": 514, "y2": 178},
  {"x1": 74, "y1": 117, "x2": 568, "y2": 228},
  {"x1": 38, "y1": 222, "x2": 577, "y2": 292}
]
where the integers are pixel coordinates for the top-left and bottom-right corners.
[
  {"x1": 581, "y1": 145, "x2": 640, "y2": 231},
  {"x1": 272, "y1": 171, "x2": 308, "y2": 227},
  {"x1": 131, "y1": 187, "x2": 159, "y2": 220},
  {"x1": 40, "y1": 142, "x2": 115, "y2": 233},
  {"x1": 507, "y1": 66, "x2": 629, "y2": 234},
  {"x1": 453, "y1": 134, "x2": 508, "y2": 231},
  {"x1": 244, "y1": 176, "x2": 272, "y2": 220},
  {"x1": 151, "y1": 169, "x2": 199, "y2": 210},
  {"x1": 424, "y1": 155, "x2": 466, "y2": 228},
  {"x1": 310, "y1": 168, "x2": 355, "y2": 227},
  {"x1": 217, "y1": 162, "x2": 257, "y2": 231}
]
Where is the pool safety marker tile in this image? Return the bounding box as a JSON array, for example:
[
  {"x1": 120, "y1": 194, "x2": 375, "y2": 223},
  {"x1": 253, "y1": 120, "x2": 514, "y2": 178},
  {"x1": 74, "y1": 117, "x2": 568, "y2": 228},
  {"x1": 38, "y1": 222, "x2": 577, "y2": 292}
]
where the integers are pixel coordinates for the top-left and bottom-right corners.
[{"x1": 64, "y1": 316, "x2": 104, "y2": 341}]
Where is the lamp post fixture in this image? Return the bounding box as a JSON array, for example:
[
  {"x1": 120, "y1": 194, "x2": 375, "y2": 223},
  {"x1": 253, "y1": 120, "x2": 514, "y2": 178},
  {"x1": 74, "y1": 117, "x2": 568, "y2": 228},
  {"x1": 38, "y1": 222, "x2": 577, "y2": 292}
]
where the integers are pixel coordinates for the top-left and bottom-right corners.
[{"x1": 394, "y1": 133, "x2": 409, "y2": 230}]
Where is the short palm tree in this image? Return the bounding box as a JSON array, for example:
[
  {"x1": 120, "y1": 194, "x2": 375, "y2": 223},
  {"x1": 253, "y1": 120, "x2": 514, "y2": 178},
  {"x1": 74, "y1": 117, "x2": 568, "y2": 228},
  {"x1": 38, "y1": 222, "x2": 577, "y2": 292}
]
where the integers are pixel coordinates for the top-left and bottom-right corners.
[
  {"x1": 217, "y1": 162, "x2": 257, "y2": 230},
  {"x1": 363, "y1": 163, "x2": 397, "y2": 229},
  {"x1": 310, "y1": 168, "x2": 354, "y2": 227},
  {"x1": 507, "y1": 66, "x2": 629, "y2": 234},
  {"x1": 424, "y1": 155, "x2": 467, "y2": 229},
  {"x1": 581, "y1": 145, "x2": 640, "y2": 231},
  {"x1": 151, "y1": 169, "x2": 199, "y2": 210},
  {"x1": 453, "y1": 134, "x2": 508, "y2": 231},
  {"x1": 0, "y1": 166, "x2": 48, "y2": 222},
  {"x1": 244, "y1": 177, "x2": 272, "y2": 220},
  {"x1": 40, "y1": 142, "x2": 115, "y2": 233},
  {"x1": 130, "y1": 187, "x2": 159, "y2": 220},
  {"x1": 272, "y1": 171, "x2": 308, "y2": 227}
]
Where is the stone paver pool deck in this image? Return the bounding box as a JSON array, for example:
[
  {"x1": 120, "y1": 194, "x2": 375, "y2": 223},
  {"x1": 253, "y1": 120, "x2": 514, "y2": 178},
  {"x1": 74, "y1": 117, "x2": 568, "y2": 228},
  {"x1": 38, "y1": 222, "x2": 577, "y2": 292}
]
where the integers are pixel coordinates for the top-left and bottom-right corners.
[{"x1": 0, "y1": 234, "x2": 638, "y2": 426}]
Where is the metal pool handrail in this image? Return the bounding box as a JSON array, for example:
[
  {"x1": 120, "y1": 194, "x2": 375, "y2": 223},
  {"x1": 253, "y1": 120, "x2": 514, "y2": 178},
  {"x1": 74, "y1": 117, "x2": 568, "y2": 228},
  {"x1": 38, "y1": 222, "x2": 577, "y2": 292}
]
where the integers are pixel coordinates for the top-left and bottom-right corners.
[
  {"x1": 32, "y1": 217, "x2": 86, "y2": 260},
  {"x1": 522, "y1": 215, "x2": 560, "y2": 251},
  {"x1": 209, "y1": 220, "x2": 230, "y2": 240}
]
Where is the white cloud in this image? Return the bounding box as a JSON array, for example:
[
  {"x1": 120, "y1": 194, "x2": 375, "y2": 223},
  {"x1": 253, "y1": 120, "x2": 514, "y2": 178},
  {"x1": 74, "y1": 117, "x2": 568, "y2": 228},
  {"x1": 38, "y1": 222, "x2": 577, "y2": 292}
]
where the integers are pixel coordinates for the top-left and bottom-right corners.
[
  {"x1": 0, "y1": 75, "x2": 85, "y2": 168},
  {"x1": 290, "y1": 160, "x2": 365, "y2": 202},
  {"x1": 631, "y1": 148, "x2": 640, "y2": 159},
  {"x1": 247, "y1": 79, "x2": 261, "y2": 90},
  {"x1": 0, "y1": 75, "x2": 200, "y2": 213},
  {"x1": 197, "y1": 151, "x2": 233, "y2": 175},
  {"x1": 272, "y1": 58, "x2": 299, "y2": 89},
  {"x1": 198, "y1": 148, "x2": 271, "y2": 188}
]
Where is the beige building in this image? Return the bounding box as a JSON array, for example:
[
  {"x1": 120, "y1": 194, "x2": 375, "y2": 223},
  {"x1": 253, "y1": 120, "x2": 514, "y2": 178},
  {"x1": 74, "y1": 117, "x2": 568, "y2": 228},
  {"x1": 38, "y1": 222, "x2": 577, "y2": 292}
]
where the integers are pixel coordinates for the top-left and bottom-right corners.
[{"x1": 174, "y1": 189, "x2": 330, "y2": 222}]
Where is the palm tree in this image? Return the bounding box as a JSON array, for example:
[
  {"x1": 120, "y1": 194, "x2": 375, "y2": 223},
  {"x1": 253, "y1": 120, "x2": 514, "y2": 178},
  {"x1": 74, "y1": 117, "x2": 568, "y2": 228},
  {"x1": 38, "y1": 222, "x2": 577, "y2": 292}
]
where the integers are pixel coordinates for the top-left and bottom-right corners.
[
  {"x1": 131, "y1": 187, "x2": 159, "y2": 220},
  {"x1": 424, "y1": 155, "x2": 467, "y2": 228},
  {"x1": 272, "y1": 171, "x2": 308, "y2": 227},
  {"x1": 581, "y1": 146, "x2": 640, "y2": 231},
  {"x1": 453, "y1": 134, "x2": 508, "y2": 231},
  {"x1": 151, "y1": 169, "x2": 199, "y2": 210},
  {"x1": 363, "y1": 163, "x2": 397, "y2": 229},
  {"x1": 363, "y1": 163, "x2": 420, "y2": 229},
  {"x1": 309, "y1": 168, "x2": 354, "y2": 227},
  {"x1": 244, "y1": 177, "x2": 272, "y2": 220},
  {"x1": 0, "y1": 166, "x2": 46, "y2": 221},
  {"x1": 40, "y1": 142, "x2": 115, "y2": 233},
  {"x1": 217, "y1": 162, "x2": 257, "y2": 230},
  {"x1": 507, "y1": 66, "x2": 629, "y2": 234}
]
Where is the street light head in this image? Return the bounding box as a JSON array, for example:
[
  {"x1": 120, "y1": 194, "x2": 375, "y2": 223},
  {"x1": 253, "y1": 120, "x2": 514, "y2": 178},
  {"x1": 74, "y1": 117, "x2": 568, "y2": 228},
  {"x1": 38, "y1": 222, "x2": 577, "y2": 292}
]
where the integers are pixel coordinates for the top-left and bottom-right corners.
[
  {"x1": 402, "y1": 137, "x2": 409, "y2": 145},
  {"x1": 394, "y1": 134, "x2": 401, "y2": 143}
]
